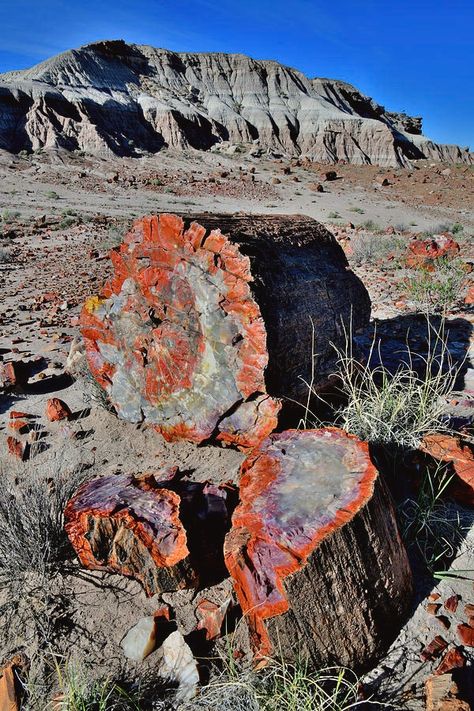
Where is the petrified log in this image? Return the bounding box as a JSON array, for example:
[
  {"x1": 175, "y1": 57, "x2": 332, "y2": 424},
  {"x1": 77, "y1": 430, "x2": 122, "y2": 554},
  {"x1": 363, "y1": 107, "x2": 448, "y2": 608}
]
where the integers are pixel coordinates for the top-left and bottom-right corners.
[
  {"x1": 80, "y1": 213, "x2": 370, "y2": 447},
  {"x1": 65, "y1": 467, "x2": 236, "y2": 595},
  {"x1": 224, "y1": 428, "x2": 413, "y2": 672}
]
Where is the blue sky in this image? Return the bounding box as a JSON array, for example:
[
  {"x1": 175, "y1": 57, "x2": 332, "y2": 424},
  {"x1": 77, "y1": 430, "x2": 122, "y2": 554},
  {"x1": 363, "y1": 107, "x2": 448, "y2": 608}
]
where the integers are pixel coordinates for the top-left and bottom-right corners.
[{"x1": 0, "y1": 0, "x2": 472, "y2": 147}]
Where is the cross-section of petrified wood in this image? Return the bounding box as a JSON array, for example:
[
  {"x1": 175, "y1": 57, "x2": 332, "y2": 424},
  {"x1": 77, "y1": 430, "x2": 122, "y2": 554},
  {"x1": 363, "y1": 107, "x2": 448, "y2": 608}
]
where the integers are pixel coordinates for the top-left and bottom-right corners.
[
  {"x1": 65, "y1": 468, "x2": 236, "y2": 595},
  {"x1": 224, "y1": 428, "x2": 413, "y2": 672},
  {"x1": 80, "y1": 213, "x2": 370, "y2": 447}
]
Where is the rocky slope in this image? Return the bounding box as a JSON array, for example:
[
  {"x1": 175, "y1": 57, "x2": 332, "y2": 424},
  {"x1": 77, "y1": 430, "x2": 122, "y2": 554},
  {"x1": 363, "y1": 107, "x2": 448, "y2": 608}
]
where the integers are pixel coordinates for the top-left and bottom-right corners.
[{"x1": 0, "y1": 39, "x2": 471, "y2": 166}]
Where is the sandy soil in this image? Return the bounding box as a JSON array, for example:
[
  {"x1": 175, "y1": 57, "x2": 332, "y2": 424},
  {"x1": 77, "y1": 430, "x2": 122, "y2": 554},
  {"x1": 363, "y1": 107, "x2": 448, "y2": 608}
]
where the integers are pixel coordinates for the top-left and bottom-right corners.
[{"x1": 0, "y1": 147, "x2": 473, "y2": 709}]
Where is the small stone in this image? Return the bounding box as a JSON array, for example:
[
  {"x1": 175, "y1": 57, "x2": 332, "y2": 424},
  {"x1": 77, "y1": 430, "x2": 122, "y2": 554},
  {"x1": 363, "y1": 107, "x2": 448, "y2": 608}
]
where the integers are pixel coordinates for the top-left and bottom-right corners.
[
  {"x1": 457, "y1": 623, "x2": 474, "y2": 646},
  {"x1": 322, "y1": 170, "x2": 338, "y2": 181},
  {"x1": 7, "y1": 436, "x2": 28, "y2": 461},
  {"x1": 444, "y1": 595, "x2": 460, "y2": 614},
  {"x1": 427, "y1": 603, "x2": 441, "y2": 615},
  {"x1": 9, "y1": 411, "x2": 32, "y2": 419},
  {"x1": 8, "y1": 420, "x2": 29, "y2": 433},
  {"x1": 120, "y1": 616, "x2": 157, "y2": 661},
  {"x1": 426, "y1": 673, "x2": 470, "y2": 711},
  {"x1": 421, "y1": 635, "x2": 448, "y2": 661},
  {"x1": 45, "y1": 398, "x2": 71, "y2": 422},
  {"x1": 196, "y1": 598, "x2": 231, "y2": 640},
  {"x1": 429, "y1": 593, "x2": 442, "y2": 601},
  {"x1": 0, "y1": 362, "x2": 18, "y2": 390},
  {"x1": 435, "y1": 647, "x2": 465, "y2": 676},
  {"x1": 156, "y1": 630, "x2": 199, "y2": 701},
  {"x1": 464, "y1": 603, "x2": 474, "y2": 617}
]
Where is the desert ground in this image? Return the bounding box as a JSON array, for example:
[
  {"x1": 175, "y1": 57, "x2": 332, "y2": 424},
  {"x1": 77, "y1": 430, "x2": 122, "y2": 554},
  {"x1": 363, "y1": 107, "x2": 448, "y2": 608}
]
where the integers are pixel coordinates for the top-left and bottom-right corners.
[{"x1": 0, "y1": 147, "x2": 473, "y2": 710}]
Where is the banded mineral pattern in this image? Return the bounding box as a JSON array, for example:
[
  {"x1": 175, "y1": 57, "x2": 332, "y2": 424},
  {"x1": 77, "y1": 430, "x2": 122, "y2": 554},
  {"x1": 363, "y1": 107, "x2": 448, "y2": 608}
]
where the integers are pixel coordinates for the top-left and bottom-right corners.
[
  {"x1": 80, "y1": 213, "x2": 281, "y2": 448},
  {"x1": 224, "y1": 428, "x2": 413, "y2": 671},
  {"x1": 64, "y1": 468, "x2": 197, "y2": 595}
]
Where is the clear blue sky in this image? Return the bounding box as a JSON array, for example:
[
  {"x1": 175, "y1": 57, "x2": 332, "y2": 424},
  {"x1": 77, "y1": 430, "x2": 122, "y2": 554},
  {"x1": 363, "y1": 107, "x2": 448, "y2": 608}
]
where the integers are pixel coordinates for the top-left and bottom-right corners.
[{"x1": 0, "y1": 0, "x2": 472, "y2": 148}]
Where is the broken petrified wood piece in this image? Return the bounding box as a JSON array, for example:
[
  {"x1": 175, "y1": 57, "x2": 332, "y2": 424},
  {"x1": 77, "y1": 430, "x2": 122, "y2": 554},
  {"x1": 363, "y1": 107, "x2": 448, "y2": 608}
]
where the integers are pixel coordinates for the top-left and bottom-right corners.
[
  {"x1": 65, "y1": 467, "x2": 236, "y2": 595},
  {"x1": 80, "y1": 213, "x2": 370, "y2": 447},
  {"x1": 224, "y1": 428, "x2": 413, "y2": 673}
]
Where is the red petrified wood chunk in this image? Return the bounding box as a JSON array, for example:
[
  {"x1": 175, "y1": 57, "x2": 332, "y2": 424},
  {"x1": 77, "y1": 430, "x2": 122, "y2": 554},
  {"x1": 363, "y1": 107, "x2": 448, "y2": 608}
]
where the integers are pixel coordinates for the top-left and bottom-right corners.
[
  {"x1": 421, "y1": 434, "x2": 474, "y2": 507},
  {"x1": 80, "y1": 213, "x2": 370, "y2": 449},
  {"x1": 65, "y1": 469, "x2": 194, "y2": 595},
  {"x1": 444, "y1": 595, "x2": 461, "y2": 614},
  {"x1": 421, "y1": 636, "x2": 449, "y2": 661},
  {"x1": 457, "y1": 624, "x2": 474, "y2": 647},
  {"x1": 196, "y1": 598, "x2": 231, "y2": 641},
  {"x1": 435, "y1": 647, "x2": 466, "y2": 676},
  {"x1": 6, "y1": 436, "x2": 28, "y2": 461},
  {"x1": 46, "y1": 397, "x2": 72, "y2": 422},
  {"x1": 406, "y1": 235, "x2": 460, "y2": 270},
  {"x1": 65, "y1": 468, "x2": 235, "y2": 596},
  {"x1": 224, "y1": 428, "x2": 413, "y2": 672}
]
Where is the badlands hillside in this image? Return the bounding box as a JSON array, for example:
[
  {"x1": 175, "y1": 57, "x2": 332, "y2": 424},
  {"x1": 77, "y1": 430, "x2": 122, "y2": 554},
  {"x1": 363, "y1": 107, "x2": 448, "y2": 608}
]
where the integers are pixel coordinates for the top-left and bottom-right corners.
[{"x1": 0, "y1": 38, "x2": 472, "y2": 166}]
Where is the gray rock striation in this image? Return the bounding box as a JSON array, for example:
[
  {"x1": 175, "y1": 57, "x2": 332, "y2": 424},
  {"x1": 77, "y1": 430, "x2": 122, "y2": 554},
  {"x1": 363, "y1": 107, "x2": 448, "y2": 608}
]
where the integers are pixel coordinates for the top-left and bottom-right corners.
[{"x1": 0, "y1": 39, "x2": 471, "y2": 166}]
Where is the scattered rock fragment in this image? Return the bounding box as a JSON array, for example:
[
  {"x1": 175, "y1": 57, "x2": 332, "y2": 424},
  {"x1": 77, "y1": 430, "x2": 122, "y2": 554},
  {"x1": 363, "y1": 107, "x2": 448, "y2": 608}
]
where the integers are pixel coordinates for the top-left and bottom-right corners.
[
  {"x1": 156, "y1": 630, "x2": 199, "y2": 702},
  {"x1": 435, "y1": 647, "x2": 465, "y2": 676},
  {"x1": 421, "y1": 435, "x2": 474, "y2": 507},
  {"x1": 195, "y1": 598, "x2": 231, "y2": 640},
  {"x1": 121, "y1": 617, "x2": 157, "y2": 661},
  {"x1": 45, "y1": 398, "x2": 72, "y2": 422},
  {"x1": 444, "y1": 595, "x2": 461, "y2": 614},
  {"x1": 425, "y1": 674, "x2": 470, "y2": 711},
  {"x1": 6, "y1": 436, "x2": 28, "y2": 461},
  {"x1": 421, "y1": 636, "x2": 448, "y2": 661},
  {"x1": 405, "y1": 235, "x2": 460, "y2": 270},
  {"x1": 456, "y1": 623, "x2": 474, "y2": 646}
]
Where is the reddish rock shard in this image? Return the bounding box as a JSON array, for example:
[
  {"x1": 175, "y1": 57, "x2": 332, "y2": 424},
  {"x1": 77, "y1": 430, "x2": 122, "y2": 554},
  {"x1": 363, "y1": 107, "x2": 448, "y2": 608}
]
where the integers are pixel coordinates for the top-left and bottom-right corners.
[
  {"x1": 65, "y1": 469, "x2": 194, "y2": 595},
  {"x1": 421, "y1": 434, "x2": 474, "y2": 507},
  {"x1": 80, "y1": 213, "x2": 370, "y2": 448},
  {"x1": 65, "y1": 469, "x2": 235, "y2": 595},
  {"x1": 46, "y1": 397, "x2": 72, "y2": 422},
  {"x1": 435, "y1": 647, "x2": 465, "y2": 676},
  {"x1": 196, "y1": 598, "x2": 231, "y2": 641},
  {"x1": 6, "y1": 436, "x2": 28, "y2": 461},
  {"x1": 224, "y1": 428, "x2": 413, "y2": 672},
  {"x1": 405, "y1": 235, "x2": 460, "y2": 270}
]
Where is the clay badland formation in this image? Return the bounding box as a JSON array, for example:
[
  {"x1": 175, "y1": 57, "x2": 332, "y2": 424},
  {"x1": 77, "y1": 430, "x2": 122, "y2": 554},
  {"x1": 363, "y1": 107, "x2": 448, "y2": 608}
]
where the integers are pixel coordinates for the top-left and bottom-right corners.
[{"x1": 0, "y1": 39, "x2": 472, "y2": 166}]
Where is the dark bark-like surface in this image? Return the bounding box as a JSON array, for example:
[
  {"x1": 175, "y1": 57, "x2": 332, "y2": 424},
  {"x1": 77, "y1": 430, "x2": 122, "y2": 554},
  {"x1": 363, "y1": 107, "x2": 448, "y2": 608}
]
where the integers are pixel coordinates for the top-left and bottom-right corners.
[
  {"x1": 181, "y1": 213, "x2": 371, "y2": 402},
  {"x1": 80, "y1": 213, "x2": 370, "y2": 447},
  {"x1": 224, "y1": 428, "x2": 413, "y2": 673}
]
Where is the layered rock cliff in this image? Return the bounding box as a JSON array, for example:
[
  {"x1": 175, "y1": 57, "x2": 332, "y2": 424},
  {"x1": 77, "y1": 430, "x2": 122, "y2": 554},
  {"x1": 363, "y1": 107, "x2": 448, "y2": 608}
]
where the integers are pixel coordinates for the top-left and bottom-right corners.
[{"x1": 0, "y1": 39, "x2": 471, "y2": 166}]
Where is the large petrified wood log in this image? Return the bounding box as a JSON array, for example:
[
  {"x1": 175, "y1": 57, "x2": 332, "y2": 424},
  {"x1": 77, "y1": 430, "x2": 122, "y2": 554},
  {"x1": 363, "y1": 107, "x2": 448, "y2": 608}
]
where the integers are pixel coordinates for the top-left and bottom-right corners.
[
  {"x1": 80, "y1": 213, "x2": 370, "y2": 447},
  {"x1": 224, "y1": 428, "x2": 413, "y2": 672},
  {"x1": 65, "y1": 467, "x2": 236, "y2": 595}
]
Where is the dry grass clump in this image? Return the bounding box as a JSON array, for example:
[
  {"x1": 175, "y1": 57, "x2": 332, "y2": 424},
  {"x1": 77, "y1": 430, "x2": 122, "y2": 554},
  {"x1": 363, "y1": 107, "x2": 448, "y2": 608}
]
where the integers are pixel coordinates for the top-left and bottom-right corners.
[
  {"x1": 349, "y1": 233, "x2": 404, "y2": 266},
  {"x1": 301, "y1": 319, "x2": 461, "y2": 451},
  {"x1": 183, "y1": 660, "x2": 366, "y2": 711},
  {"x1": 404, "y1": 257, "x2": 468, "y2": 314},
  {"x1": 399, "y1": 462, "x2": 469, "y2": 573},
  {"x1": 0, "y1": 449, "x2": 89, "y2": 648}
]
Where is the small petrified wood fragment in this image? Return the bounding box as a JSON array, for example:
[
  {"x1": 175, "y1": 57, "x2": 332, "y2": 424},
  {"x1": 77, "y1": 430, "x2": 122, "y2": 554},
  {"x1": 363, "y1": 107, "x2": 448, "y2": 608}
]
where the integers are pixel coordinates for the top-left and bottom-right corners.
[
  {"x1": 80, "y1": 213, "x2": 370, "y2": 448},
  {"x1": 224, "y1": 428, "x2": 413, "y2": 672},
  {"x1": 65, "y1": 469, "x2": 194, "y2": 594},
  {"x1": 65, "y1": 468, "x2": 236, "y2": 595}
]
